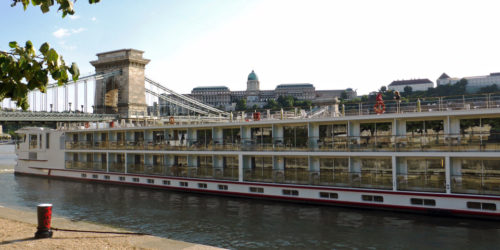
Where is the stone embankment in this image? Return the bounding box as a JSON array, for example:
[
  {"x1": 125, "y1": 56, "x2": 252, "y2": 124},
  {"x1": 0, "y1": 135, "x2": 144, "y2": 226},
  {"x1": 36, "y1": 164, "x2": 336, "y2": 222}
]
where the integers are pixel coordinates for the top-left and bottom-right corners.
[{"x1": 0, "y1": 205, "x2": 222, "y2": 249}]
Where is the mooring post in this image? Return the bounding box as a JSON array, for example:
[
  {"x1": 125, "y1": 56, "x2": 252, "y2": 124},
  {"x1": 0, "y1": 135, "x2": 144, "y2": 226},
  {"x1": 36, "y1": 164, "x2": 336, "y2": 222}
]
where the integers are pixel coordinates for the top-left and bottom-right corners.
[{"x1": 34, "y1": 203, "x2": 53, "y2": 239}]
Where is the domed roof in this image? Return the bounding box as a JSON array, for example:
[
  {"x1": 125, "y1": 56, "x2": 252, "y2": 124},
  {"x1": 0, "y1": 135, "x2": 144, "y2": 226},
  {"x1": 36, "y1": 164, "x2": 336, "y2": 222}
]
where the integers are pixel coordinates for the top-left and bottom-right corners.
[{"x1": 248, "y1": 70, "x2": 258, "y2": 81}]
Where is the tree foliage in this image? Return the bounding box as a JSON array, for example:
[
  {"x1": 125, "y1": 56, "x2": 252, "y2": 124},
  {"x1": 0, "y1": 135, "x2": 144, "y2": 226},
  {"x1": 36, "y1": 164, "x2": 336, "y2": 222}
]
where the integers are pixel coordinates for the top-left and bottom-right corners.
[
  {"x1": 235, "y1": 99, "x2": 247, "y2": 111},
  {"x1": 1, "y1": 0, "x2": 100, "y2": 110}
]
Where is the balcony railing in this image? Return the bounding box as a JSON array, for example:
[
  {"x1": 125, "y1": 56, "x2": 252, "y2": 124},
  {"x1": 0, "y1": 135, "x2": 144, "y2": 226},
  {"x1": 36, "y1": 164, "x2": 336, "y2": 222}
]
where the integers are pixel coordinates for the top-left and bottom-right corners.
[
  {"x1": 65, "y1": 133, "x2": 500, "y2": 152},
  {"x1": 63, "y1": 159, "x2": 500, "y2": 194}
]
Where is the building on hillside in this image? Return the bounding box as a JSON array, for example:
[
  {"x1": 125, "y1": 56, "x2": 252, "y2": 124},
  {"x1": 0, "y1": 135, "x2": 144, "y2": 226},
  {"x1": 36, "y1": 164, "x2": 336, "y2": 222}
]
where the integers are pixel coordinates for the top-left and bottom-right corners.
[
  {"x1": 183, "y1": 70, "x2": 356, "y2": 112},
  {"x1": 191, "y1": 86, "x2": 231, "y2": 108},
  {"x1": 388, "y1": 79, "x2": 434, "y2": 92},
  {"x1": 436, "y1": 72, "x2": 500, "y2": 93}
]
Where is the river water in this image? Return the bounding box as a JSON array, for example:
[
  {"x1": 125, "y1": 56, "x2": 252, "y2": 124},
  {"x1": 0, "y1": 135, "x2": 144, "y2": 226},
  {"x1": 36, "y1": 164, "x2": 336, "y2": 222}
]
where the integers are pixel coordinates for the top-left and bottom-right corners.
[{"x1": 0, "y1": 145, "x2": 499, "y2": 249}]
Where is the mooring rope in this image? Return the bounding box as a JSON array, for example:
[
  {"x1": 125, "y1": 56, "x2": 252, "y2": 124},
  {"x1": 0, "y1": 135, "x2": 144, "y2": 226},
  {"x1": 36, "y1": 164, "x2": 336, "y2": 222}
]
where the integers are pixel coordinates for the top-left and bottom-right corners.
[{"x1": 51, "y1": 227, "x2": 149, "y2": 236}]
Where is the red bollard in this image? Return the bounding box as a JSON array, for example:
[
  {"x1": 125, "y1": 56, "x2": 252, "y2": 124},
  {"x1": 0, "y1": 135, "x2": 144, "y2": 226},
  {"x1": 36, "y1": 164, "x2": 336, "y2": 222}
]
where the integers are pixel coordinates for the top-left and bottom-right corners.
[{"x1": 34, "y1": 203, "x2": 53, "y2": 239}]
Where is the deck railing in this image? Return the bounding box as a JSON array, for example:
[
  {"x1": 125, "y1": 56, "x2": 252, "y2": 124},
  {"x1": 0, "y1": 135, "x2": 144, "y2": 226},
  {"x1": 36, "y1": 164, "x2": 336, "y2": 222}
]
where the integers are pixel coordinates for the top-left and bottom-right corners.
[{"x1": 65, "y1": 132, "x2": 500, "y2": 152}]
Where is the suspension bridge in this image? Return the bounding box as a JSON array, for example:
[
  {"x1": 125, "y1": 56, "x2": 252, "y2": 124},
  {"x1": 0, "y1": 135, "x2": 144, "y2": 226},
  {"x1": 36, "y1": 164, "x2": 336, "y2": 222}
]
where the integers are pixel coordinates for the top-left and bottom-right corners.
[{"x1": 0, "y1": 48, "x2": 231, "y2": 132}]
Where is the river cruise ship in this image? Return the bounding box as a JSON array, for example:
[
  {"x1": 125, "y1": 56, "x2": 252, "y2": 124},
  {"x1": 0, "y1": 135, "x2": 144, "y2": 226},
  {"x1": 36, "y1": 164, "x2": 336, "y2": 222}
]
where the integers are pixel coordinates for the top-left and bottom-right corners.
[{"x1": 15, "y1": 95, "x2": 500, "y2": 219}]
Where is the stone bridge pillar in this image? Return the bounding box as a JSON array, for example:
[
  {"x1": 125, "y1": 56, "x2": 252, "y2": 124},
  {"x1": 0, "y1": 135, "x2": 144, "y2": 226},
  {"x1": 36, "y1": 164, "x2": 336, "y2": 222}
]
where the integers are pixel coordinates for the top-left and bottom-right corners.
[{"x1": 90, "y1": 49, "x2": 150, "y2": 118}]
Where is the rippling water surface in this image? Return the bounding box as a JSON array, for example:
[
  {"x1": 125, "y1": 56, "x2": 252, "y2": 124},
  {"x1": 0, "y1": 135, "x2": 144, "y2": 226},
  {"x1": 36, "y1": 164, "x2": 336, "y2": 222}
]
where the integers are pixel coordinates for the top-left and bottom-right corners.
[{"x1": 0, "y1": 145, "x2": 499, "y2": 249}]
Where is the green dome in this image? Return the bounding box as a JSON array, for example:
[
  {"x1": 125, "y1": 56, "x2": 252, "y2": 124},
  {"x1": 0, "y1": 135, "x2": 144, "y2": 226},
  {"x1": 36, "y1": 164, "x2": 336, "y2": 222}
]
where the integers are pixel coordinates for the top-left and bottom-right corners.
[{"x1": 248, "y1": 70, "x2": 258, "y2": 81}]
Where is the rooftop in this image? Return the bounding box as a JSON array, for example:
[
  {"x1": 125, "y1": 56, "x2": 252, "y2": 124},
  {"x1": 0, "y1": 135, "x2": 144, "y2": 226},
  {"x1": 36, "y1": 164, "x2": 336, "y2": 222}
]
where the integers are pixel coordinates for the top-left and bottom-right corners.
[
  {"x1": 389, "y1": 79, "x2": 433, "y2": 86},
  {"x1": 192, "y1": 86, "x2": 230, "y2": 92},
  {"x1": 276, "y1": 83, "x2": 315, "y2": 89}
]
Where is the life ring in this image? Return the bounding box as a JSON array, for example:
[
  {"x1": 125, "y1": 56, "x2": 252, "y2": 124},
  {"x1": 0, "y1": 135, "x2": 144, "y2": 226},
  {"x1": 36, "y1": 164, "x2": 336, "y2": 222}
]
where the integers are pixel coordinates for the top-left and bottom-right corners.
[
  {"x1": 373, "y1": 102, "x2": 385, "y2": 114},
  {"x1": 169, "y1": 116, "x2": 175, "y2": 125},
  {"x1": 84, "y1": 122, "x2": 90, "y2": 128}
]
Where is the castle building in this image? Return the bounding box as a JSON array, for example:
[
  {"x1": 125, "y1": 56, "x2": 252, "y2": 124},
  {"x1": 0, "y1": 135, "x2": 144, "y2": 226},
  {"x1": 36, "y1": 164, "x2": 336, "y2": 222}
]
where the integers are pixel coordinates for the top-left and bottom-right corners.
[
  {"x1": 388, "y1": 79, "x2": 434, "y2": 92},
  {"x1": 168, "y1": 70, "x2": 356, "y2": 112},
  {"x1": 437, "y1": 72, "x2": 500, "y2": 92}
]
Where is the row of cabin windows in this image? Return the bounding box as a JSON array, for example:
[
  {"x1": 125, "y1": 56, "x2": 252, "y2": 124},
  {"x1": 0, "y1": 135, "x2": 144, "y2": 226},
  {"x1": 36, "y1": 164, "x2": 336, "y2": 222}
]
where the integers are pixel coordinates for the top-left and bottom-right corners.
[{"x1": 76, "y1": 173, "x2": 500, "y2": 211}]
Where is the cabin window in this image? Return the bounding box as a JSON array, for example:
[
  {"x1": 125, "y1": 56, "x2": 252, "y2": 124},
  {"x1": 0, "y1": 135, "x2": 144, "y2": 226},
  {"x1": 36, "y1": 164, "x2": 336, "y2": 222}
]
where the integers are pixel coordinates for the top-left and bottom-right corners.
[
  {"x1": 452, "y1": 159, "x2": 500, "y2": 196},
  {"x1": 147, "y1": 179, "x2": 154, "y2": 184},
  {"x1": 362, "y1": 195, "x2": 384, "y2": 202},
  {"x1": 223, "y1": 128, "x2": 240, "y2": 145},
  {"x1": 283, "y1": 125, "x2": 308, "y2": 148},
  {"x1": 398, "y1": 158, "x2": 445, "y2": 193},
  {"x1": 410, "y1": 198, "x2": 436, "y2": 206},
  {"x1": 249, "y1": 187, "x2": 264, "y2": 193},
  {"x1": 92, "y1": 174, "x2": 98, "y2": 179},
  {"x1": 180, "y1": 181, "x2": 188, "y2": 187},
  {"x1": 250, "y1": 127, "x2": 272, "y2": 144},
  {"x1": 132, "y1": 178, "x2": 140, "y2": 182},
  {"x1": 319, "y1": 192, "x2": 338, "y2": 199},
  {"x1": 467, "y1": 202, "x2": 497, "y2": 211},
  {"x1": 282, "y1": 189, "x2": 299, "y2": 196},
  {"x1": 46, "y1": 133, "x2": 50, "y2": 149},
  {"x1": 163, "y1": 180, "x2": 171, "y2": 185},
  {"x1": 81, "y1": 173, "x2": 87, "y2": 178},
  {"x1": 29, "y1": 134, "x2": 38, "y2": 149},
  {"x1": 198, "y1": 183, "x2": 207, "y2": 189},
  {"x1": 218, "y1": 184, "x2": 228, "y2": 190},
  {"x1": 119, "y1": 176, "x2": 126, "y2": 181},
  {"x1": 104, "y1": 175, "x2": 110, "y2": 180}
]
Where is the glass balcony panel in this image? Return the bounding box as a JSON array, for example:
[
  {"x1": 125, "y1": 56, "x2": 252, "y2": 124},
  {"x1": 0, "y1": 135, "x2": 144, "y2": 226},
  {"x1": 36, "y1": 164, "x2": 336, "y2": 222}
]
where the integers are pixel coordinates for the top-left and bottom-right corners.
[{"x1": 109, "y1": 163, "x2": 125, "y2": 173}]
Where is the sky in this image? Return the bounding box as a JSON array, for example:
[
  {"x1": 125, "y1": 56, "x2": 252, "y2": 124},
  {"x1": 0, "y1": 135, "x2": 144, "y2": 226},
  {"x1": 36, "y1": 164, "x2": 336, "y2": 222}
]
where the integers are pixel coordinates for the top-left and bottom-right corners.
[{"x1": 2, "y1": 0, "x2": 500, "y2": 96}]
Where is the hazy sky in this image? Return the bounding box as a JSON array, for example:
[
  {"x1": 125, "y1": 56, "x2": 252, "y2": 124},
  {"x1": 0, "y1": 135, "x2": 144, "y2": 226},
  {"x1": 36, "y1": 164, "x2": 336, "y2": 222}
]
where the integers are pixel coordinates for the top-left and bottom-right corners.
[{"x1": 2, "y1": 0, "x2": 500, "y2": 95}]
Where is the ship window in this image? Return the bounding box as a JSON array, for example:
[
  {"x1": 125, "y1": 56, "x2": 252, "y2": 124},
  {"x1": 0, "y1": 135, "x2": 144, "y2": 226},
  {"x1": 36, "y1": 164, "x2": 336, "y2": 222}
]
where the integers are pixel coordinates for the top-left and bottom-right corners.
[
  {"x1": 282, "y1": 189, "x2": 299, "y2": 196},
  {"x1": 30, "y1": 134, "x2": 37, "y2": 149},
  {"x1": 249, "y1": 187, "x2": 264, "y2": 193},
  {"x1": 180, "y1": 181, "x2": 188, "y2": 187},
  {"x1": 218, "y1": 185, "x2": 228, "y2": 190},
  {"x1": 198, "y1": 183, "x2": 207, "y2": 189},
  {"x1": 319, "y1": 192, "x2": 338, "y2": 199},
  {"x1": 132, "y1": 178, "x2": 139, "y2": 182},
  {"x1": 362, "y1": 195, "x2": 383, "y2": 202},
  {"x1": 104, "y1": 175, "x2": 110, "y2": 180},
  {"x1": 81, "y1": 173, "x2": 87, "y2": 178},
  {"x1": 467, "y1": 202, "x2": 497, "y2": 211},
  {"x1": 424, "y1": 199, "x2": 436, "y2": 206},
  {"x1": 410, "y1": 198, "x2": 423, "y2": 205},
  {"x1": 119, "y1": 176, "x2": 126, "y2": 181},
  {"x1": 163, "y1": 180, "x2": 170, "y2": 185},
  {"x1": 46, "y1": 133, "x2": 50, "y2": 149},
  {"x1": 147, "y1": 179, "x2": 154, "y2": 184},
  {"x1": 482, "y1": 203, "x2": 496, "y2": 211},
  {"x1": 92, "y1": 174, "x2": 98, "y2": 179}
]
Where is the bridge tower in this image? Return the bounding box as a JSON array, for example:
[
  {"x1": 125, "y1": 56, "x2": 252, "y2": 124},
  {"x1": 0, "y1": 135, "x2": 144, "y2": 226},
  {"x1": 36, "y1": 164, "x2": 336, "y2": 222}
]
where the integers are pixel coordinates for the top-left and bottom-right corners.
[{"x1": 90, "y1": 49, "x2": 150, "y2": 117}]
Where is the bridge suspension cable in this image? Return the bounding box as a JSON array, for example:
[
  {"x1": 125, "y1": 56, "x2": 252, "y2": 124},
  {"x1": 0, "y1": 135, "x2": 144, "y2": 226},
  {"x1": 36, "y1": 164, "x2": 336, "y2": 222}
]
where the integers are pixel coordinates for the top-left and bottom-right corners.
[
  {"x1": 145, "y1": 89, "x2": 210, "y2": 116},
  {"x1": 145, "y1": 77, "x2": 229, "y2": 117}
]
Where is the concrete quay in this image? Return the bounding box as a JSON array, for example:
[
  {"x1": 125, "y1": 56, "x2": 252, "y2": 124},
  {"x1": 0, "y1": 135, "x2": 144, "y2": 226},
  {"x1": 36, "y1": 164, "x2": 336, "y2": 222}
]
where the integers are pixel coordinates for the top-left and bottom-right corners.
[{"x1": 0, "y1": 205, "x2": 222, "y2": 250}]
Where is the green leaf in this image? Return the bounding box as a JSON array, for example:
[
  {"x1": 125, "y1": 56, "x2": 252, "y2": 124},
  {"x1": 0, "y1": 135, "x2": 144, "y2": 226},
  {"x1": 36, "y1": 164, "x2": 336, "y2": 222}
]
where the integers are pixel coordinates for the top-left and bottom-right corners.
[
  {"x1": 39, "y1": 42, "x2": 50, "y2": 55},
  {"x1": 41, "y1": 3, "x2": 50, "y2": 13},
  {"x1": 9, "y1": 41, "x2": 18, "y2": 48},
  {"x1": 51, "y1": 69, "x2": 61, "y2": 80},
  {"x1": 25, "y1": 40, "x2": 35, "y2": 56},
  {"x1": 47, "y1": 48, "x2": 59, "y2": 64},
  {"x1": 70, "y1": 62, "x2": 80, "y2": 81}
]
